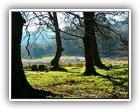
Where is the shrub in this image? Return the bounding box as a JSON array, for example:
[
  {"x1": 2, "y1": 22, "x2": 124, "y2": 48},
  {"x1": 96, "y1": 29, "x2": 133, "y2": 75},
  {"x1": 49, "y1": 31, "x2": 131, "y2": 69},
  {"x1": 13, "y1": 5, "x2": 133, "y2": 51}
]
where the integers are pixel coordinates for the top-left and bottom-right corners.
[
  {"x1": 38, "y1": 65, "x2": 46, "y2": 71},
  {"x1": 31, "y1": 65, "x2": 38, "y2": 71}
]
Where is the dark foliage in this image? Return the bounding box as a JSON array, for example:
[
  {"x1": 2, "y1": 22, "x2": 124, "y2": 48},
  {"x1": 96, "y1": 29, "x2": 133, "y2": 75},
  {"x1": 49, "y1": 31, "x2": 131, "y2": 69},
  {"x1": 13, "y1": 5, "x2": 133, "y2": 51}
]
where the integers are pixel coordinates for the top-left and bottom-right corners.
[
  {"x1": 31, "y1": 65, "x2": 38, "y2": 71},
  {"x1": 38, "y1": 65, "x2": 46, "y2": 71}
]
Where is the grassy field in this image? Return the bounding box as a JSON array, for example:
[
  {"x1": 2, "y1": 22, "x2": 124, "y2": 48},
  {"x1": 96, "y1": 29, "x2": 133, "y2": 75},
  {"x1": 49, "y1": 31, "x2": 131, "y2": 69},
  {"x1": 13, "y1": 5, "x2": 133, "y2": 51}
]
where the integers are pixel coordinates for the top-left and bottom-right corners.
[
  {"x1": 22, "y1": 56, "x2": 85, "y2": 66},
  {"x1": 24, "y1": 57, "x2": 129, "y2": 99}
]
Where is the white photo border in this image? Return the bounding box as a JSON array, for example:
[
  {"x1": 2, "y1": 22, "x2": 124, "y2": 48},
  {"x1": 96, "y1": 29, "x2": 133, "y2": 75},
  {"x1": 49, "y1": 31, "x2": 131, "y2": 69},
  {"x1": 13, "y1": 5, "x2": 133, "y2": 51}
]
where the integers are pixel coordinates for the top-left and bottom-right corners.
[{"x1": 9, "y1": 9, "x2": 131, "y2": 101}]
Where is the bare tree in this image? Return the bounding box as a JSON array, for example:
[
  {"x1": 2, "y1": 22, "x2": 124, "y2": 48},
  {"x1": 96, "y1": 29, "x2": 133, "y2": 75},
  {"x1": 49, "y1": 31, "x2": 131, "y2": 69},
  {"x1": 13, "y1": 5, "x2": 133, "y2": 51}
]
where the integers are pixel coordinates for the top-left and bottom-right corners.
[
  {"x1": 48, "y1": 12, "x2": 64, "y2": 69},
  {"x1": 63, "y1": 12, "x2": 105, "y2": 68},
  {"x1": 63, "y1": 12, "x2": 128, "y2": 68}
]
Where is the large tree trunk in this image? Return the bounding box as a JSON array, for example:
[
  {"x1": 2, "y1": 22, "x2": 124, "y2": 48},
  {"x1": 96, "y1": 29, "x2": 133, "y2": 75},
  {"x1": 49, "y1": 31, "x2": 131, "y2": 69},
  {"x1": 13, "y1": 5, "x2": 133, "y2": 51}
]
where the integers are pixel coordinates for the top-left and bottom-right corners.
[
  {"x1": 83, "y1": 12, "x2": 98, "y2": 76},
  {"x1": 12, "y1": 12, "x2": 31, "y2": 98},
  {"x1": 83, "y1": 36, "x2": 97, "y2": 76},
  {"x1": 11, "y1": 12, "x2": 52, "y2": 99},
  {"x1": 49, "y1": 12, "x2": 64, "y2": 68}
]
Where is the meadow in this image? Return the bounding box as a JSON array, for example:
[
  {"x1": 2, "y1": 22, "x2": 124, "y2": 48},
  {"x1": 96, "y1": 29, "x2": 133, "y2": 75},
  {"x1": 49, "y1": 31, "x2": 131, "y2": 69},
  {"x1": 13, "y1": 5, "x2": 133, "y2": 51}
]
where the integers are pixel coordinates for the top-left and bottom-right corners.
[{"x1": 23, "y1": 57, "x2": 129, "y2": 99}]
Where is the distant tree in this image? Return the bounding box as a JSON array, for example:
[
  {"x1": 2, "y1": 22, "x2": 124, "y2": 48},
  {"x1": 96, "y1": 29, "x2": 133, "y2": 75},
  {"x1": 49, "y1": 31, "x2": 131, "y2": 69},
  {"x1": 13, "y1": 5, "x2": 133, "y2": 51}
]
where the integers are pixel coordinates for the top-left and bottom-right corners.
[
  {"x1": 94, "y1": 12, "x2": 129, "y2": 58},
  {"x1": 115, "y1": 19, "x2": 128, "y2": 56},
  {"x1": 11, "y1": 12, "x2": 53, "y2": 98},
  {"x1": 21, "y1": 43, "x2": 56, "y2": 58}
]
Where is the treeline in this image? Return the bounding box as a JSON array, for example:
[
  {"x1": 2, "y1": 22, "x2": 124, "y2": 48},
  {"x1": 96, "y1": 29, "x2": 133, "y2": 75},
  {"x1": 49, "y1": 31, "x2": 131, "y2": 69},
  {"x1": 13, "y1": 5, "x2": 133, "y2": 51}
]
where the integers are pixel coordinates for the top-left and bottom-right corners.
[
  {"x1": 21, "y1": 39, "x2": 84, "y2": 58},
  {"x1": 21, "y1": 19, "x2": 128, "y2": 59},
  {"x1": 21, "y1": 39, "x2": 125, "y2": 59}
]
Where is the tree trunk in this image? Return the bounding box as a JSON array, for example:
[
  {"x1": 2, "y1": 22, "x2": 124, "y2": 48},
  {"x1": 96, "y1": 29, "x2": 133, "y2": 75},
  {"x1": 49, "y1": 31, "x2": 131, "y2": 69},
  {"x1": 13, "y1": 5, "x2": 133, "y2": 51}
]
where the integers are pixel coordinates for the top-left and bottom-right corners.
[
  {"x1": 91, "y1": 13, "x2": 104, "y2": 68},
  {"x1": 92, "y1": 36, "x2": 102, "y2": 66},
  {"x1": 83, "y1": 12, "x2": 98, "y2": 76},
  {"x1": 83, "y1": 37, "x2": 97, "y2": 76},
  {"x1": 93, "y1": 38, "x2": 106, "y2": 68},
  {"x1": 11, "y1": 12, "x2": 52, "y2": 99},
  {"x1": 50, "y1": 12, "x2": 64, "y2": 68}
]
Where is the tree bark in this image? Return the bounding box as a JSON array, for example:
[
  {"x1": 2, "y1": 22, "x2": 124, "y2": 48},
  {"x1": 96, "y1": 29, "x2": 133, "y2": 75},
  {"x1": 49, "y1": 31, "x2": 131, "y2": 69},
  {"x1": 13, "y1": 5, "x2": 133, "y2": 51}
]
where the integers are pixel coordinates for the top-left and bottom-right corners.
[
  {"x1": 93, "y1": 40, "x2": 106, "y2": 68},
  {"x1": 50, "y1": 12, "x2": 64, "y2": 68},
  {"x1": 91, "y1": 13, "x2": 104, "y2": 68},
  {"x1": 83, "y1": 12, "x2": 98, "y2": 76},
  {"x1": 83, "y1": 36, "x2": 97, "y2": 76},
  {"x1": 11, "y1": 12, "x2": 52, "y2": 99},
  {"x1": 92, "y1": 35, "x2": 103, "y2": 66}
]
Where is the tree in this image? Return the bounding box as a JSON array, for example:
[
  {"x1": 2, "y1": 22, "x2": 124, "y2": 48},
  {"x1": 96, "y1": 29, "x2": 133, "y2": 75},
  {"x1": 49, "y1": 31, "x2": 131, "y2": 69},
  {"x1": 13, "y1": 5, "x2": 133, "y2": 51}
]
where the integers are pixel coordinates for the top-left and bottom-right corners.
[
  {"x1": 83, "y1": 12, "x2": 98, "y2": 76},
  {"x1": 21, "y1": 12, "x2": 65, "y2": 68},
  {"x1": 11, "y1": 12, "x2": 53, "y2": 99},
  {"x1": 48, "y1": 12, "x2": 64, "y2": 68},
  {"x1": 62, "y1": 12, "x2": 105, "y2": 68},
  {"x1": 90, "y1": 12, "x2": 105, "y2": 68},
  {"x1": 63, "y1": 12, "x2": 128, "y2": 68},
  {"x1": 95, "y1": 12, "x2": 129, "y2": 58}
]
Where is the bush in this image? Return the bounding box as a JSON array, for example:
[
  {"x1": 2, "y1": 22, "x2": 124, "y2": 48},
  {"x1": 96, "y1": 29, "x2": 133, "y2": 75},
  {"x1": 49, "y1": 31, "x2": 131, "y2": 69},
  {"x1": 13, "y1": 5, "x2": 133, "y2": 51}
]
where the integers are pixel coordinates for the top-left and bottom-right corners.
[
  {"x1": 31, "y1": 65, "x2": 38, "y2": 71},
  {"x1": 38, "y1": 65, "x2": 46, "y2": 71}
]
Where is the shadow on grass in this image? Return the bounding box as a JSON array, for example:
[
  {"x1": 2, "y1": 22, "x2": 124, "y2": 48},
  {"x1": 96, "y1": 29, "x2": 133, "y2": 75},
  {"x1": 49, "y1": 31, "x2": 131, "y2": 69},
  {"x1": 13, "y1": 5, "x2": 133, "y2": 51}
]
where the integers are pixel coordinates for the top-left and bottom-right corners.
[
  {"x1": 50, "y1": 66, "x2": 68, "y2": 72},
  {"x1": 96, "y1": 64, "x2": 111, "y2": 70},
  {"x1": 96, "y1": 73, "x2": 128, "y2": 91}
]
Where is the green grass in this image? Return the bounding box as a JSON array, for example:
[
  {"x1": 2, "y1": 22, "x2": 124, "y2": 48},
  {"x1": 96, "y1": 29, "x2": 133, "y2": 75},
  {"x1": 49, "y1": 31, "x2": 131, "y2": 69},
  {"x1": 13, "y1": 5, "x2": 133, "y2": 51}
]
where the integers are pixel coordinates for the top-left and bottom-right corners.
[{"x1": 24, "y1": 58, "x2": 129, "y2": 99}]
